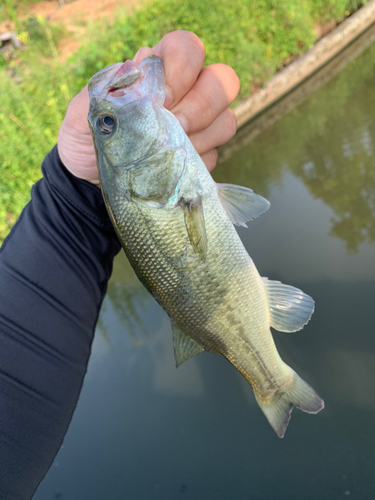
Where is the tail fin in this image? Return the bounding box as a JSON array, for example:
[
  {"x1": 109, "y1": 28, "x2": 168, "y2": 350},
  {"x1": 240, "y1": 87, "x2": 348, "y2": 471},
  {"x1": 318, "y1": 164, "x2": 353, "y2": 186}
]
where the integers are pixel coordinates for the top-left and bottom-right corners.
[{"x1": 254, "y1": 370, "x2": 324, "y2": 438}]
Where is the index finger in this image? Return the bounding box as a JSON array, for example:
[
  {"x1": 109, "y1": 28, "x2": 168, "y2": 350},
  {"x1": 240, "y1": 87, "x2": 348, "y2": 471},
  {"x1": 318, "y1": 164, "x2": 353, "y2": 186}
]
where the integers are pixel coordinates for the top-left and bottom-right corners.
[{"x1": 152, "y1": 30, "x2": 205, "y2": 109}]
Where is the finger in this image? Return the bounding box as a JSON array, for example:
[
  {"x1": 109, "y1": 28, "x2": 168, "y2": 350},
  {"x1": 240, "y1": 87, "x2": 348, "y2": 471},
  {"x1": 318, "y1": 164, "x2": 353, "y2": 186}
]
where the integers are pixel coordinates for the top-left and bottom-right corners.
[
  {"x1": 133, "y1": 46, "x2": 154, "y2": 64},
  {"x1": 152, "y1": 30, "x2": 205, "y2": 108},
  {"x1": 171, "y1": 64, "x2": 240, "y2": 135},
  {"x1": 201, "y1": 149, "x2": 218, "y2": 172},
  {"x1": 65, "y1": 85, "x2": 90, "y2": 134},
  {"x1": 189, "y1": 108, "x2": 237, "y2": 155}
]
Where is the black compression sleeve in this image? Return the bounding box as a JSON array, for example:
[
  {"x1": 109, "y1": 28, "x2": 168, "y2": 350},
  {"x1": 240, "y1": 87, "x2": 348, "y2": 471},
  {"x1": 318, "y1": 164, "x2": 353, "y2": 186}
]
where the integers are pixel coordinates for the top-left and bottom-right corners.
[{"x1": 0, "y1": 146, "x2": 121, "y2": 499}]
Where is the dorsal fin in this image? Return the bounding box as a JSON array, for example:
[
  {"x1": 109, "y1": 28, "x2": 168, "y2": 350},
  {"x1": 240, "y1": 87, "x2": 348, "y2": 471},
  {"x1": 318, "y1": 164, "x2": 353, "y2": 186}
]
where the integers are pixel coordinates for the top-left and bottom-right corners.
[
  {"x1": 217, "y1": 183, "x2": 270, "y2": 228},
  {"x1": 262, "y1": 278, "x2": 315, "y2": 333},
  {"x1": 171, "y1": 322, "x2": 205, "y2": 367}
]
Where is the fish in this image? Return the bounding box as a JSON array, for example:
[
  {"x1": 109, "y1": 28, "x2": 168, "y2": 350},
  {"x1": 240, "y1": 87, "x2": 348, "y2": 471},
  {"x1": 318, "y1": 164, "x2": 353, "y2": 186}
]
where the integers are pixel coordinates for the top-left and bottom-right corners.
[{"x1": 87, "y1": 55, "x2": 324, "y2": 438}]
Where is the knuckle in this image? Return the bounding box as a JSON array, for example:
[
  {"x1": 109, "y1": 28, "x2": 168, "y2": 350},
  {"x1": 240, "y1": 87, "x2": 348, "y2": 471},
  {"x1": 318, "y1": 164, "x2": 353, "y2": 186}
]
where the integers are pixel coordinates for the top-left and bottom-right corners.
[
  {"x1": 221, "y1": 65, "x2": 240, "y2": 93},
  {"x1": 161, "y1": 30, "x2": 205, "y2": 58},
  {"x1": 224, "y1": 108, "x2": 238, "y2": 137},
  {"x1": 204, "y1": 64, "x2": 240, "y2": 104},
  {"x1": 199, "y1": 93, "x2": 217, "y2": 128},
  {"x1": 210, "y1": 148, "x2": 218, "y2": 162},
  {"x1": 203, "y1": 149, "x2": 218, "y2": 171},
  {"x1": 181, "y1": 31, "x2": 205, "y2": 55}
]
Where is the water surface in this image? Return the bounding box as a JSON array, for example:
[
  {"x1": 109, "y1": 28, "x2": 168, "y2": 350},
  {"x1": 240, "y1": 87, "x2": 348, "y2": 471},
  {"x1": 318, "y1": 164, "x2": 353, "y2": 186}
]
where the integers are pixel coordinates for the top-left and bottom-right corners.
[{"x1": 35, "y1": 35, "x2": 375, "y2": 500}]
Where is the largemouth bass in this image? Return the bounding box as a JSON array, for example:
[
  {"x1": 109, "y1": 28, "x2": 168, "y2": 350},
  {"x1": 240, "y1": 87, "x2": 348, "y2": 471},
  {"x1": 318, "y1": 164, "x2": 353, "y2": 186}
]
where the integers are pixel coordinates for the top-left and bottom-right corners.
[{"x1": 88, "y1": 56, "x2": 324, "y2": 438}]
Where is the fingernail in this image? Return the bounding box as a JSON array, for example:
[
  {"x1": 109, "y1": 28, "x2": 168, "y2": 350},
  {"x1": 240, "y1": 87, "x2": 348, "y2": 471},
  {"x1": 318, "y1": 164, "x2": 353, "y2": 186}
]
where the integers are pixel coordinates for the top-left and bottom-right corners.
[
  {"x1": 164, "y1": 85, "x2": 173, "y2": 108},
  {"x1": 175, "y1": 113, "x2": 188, "y2": 133}
]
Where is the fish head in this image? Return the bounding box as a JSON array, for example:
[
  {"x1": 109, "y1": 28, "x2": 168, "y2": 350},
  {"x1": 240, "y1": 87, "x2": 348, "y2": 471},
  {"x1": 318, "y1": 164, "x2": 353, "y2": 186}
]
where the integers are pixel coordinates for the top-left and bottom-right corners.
[
  {"x1": 88, "y1": 56, "x2": 187, "y2": 207},
  {"x1": 88, "y1": 56, "x2": 168, "y2": 189}
]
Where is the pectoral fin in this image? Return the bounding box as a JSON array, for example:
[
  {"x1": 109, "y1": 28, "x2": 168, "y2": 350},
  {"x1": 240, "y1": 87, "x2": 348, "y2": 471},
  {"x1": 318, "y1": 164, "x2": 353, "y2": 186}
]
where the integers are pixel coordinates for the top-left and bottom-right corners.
[
  {"x1": 171, "y1": 322, "x2": 205, "y2": 367},
  {"x1": 262, "y1": 278, "x2": 315, "y2": 332},
  {"x1": 182, "y1": 196, "x2": 207, "y2": 261},
  {"x1": 217, "y1": 183, "x2": 270, "y2": 227}
]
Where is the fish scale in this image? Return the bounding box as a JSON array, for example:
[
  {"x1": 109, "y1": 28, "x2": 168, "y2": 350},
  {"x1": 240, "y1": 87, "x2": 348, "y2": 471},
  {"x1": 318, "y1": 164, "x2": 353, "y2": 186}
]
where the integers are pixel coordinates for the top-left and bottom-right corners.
[{"x1": 88, "y1": 55, "x2": 324, "y2": 438}]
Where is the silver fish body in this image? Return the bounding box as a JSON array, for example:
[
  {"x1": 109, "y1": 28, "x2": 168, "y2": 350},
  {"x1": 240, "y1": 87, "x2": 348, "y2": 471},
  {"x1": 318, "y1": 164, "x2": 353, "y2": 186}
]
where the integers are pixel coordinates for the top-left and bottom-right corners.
[{"x1": 88, "y1": 56, "x2": 324, "y2": 438}]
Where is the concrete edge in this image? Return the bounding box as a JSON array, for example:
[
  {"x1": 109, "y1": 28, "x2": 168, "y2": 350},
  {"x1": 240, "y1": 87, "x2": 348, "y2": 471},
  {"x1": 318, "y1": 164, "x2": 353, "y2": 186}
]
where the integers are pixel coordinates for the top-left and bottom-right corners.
[
  {"x1": 233, "y1": 0, "x2": 375, "y2": 129},
  {"x1": 219, "y1": 21, "x2": 375, "y2": 162}
]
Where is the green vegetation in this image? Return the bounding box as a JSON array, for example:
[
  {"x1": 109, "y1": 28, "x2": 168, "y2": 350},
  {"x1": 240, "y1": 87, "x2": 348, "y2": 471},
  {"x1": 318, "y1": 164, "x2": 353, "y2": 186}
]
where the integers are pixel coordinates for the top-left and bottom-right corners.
[
  {"x1": 71, "y1": 0, "x2": 318, "y2": 95},
  {"x1": 0, "y1": 15, "x2": 72, "y2": 239},
  {"x1": 0, "y1": 0, "x2": 369, "y2": 241},
  {"x1": 71, "y1": 0, "x2": 368, "y2": 96},
  {"x1": 311, "y1": 0, "x2": 366, "y2": 21}
]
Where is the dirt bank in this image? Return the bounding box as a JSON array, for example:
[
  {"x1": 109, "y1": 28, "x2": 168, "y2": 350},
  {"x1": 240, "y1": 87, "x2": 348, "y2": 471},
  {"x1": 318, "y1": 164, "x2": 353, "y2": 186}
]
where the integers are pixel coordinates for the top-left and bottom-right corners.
[{"x1": 0, "y1": 0, "x2": 140, "y2": 60}]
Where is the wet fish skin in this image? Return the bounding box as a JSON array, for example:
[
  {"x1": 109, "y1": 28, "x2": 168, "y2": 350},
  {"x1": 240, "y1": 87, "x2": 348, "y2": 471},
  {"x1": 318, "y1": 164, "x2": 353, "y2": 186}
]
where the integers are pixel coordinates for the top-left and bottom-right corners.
[{"x1": 88, "y1": 56, "x2": 324, "y2": 438}]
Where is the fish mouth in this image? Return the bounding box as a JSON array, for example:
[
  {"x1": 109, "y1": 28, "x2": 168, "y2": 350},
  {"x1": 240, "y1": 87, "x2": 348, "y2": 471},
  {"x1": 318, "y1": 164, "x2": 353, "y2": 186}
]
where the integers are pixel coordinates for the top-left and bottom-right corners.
[
  {"x1": 88, "y1": 55, "x2": 161, "y2": 100},
  {"x1": 88, "y1": 54, "x2": 165, "y2": 127},
  {"x1": 88, "y1": 60, "x2": 141, "y2": 99},
  {"x1": 106, "y1": 60, "x2": 142, "y2": 93}
]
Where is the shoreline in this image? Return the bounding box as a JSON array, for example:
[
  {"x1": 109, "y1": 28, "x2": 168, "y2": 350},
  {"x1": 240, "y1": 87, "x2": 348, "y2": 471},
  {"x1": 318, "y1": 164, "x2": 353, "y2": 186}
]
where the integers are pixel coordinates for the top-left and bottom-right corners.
[{"x1": 233, "y1": 0, "x2": 375, "y2": 129}]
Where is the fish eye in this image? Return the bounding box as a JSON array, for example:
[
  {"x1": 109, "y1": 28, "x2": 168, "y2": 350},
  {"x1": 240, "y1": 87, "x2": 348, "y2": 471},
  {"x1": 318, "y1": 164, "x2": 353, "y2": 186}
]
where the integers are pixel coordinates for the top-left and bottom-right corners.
[{"x1": 97, "y1": 115, "x2": 115, "y2": 134}]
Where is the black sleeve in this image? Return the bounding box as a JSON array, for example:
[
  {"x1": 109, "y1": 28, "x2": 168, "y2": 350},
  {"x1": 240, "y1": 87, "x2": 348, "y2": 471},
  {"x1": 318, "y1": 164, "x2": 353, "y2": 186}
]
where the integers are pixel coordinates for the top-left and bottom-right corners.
[{"x1": 0, "y1": 146, "x2": 121, "y2": 499}]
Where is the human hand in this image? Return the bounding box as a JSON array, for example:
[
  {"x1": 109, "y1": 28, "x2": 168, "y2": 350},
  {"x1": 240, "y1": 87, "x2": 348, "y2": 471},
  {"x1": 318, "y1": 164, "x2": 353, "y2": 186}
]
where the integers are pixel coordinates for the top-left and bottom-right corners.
[{"x1": 57, "y1": 30, "x2": 239, "y2": 184}]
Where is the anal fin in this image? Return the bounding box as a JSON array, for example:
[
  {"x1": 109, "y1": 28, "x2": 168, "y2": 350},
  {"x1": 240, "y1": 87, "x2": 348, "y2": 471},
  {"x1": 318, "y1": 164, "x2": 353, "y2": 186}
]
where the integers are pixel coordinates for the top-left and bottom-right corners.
[{"x1": 172, "y1": 322, "x2": 205, "y2": 367}]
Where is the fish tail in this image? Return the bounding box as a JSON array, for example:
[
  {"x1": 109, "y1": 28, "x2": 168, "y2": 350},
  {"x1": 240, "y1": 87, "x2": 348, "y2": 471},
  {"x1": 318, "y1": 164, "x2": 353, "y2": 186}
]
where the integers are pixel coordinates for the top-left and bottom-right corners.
[{"x1": 254, "y1": 369, "x2": 324, "y2": 438}]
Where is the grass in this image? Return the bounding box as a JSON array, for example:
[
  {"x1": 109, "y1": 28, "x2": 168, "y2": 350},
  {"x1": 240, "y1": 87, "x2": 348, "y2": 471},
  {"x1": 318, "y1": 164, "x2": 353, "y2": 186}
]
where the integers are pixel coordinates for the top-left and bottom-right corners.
[
  {"x1": 0, "y1": 0, "x2": 369, "y2": 241},
  {"x1": 0, "y1": 15, "x2": 72, "y2": 237},
  {"x1": 71, "y1": 0, "x2": 318, "y2": 98},
  {"x1": 1, "y1": 0, "x2": 46, "y2": 17}
]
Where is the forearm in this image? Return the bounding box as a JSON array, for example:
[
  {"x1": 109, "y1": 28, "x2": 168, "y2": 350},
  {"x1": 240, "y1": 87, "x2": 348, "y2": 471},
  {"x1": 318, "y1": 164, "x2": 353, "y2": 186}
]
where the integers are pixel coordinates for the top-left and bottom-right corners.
[{"x1": 0, "y1": 146, "x2": 120, "y2": 499}]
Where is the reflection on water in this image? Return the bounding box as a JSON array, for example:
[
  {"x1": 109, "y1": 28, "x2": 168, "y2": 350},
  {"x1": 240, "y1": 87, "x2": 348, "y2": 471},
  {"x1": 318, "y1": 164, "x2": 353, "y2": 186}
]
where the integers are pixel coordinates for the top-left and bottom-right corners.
[
  {"x1": 35, "y1": 33, "x2": 375, "y2": 500},
  {"x1": 326, "y1": 349, "x2": 375, "y2": 411},
  {"x1": 217, "y1": 39, "x2": 375, "y2": 252},
  {"x1": 99, "y1": 256, "x2": 150, "y2": 346}
]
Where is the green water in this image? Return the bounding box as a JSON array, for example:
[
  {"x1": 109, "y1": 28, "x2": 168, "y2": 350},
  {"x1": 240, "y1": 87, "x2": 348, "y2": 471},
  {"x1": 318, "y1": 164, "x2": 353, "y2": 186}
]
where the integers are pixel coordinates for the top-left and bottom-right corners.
[{"x1": 35, "y1": 37, "x2": 375, "y2": 500}]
